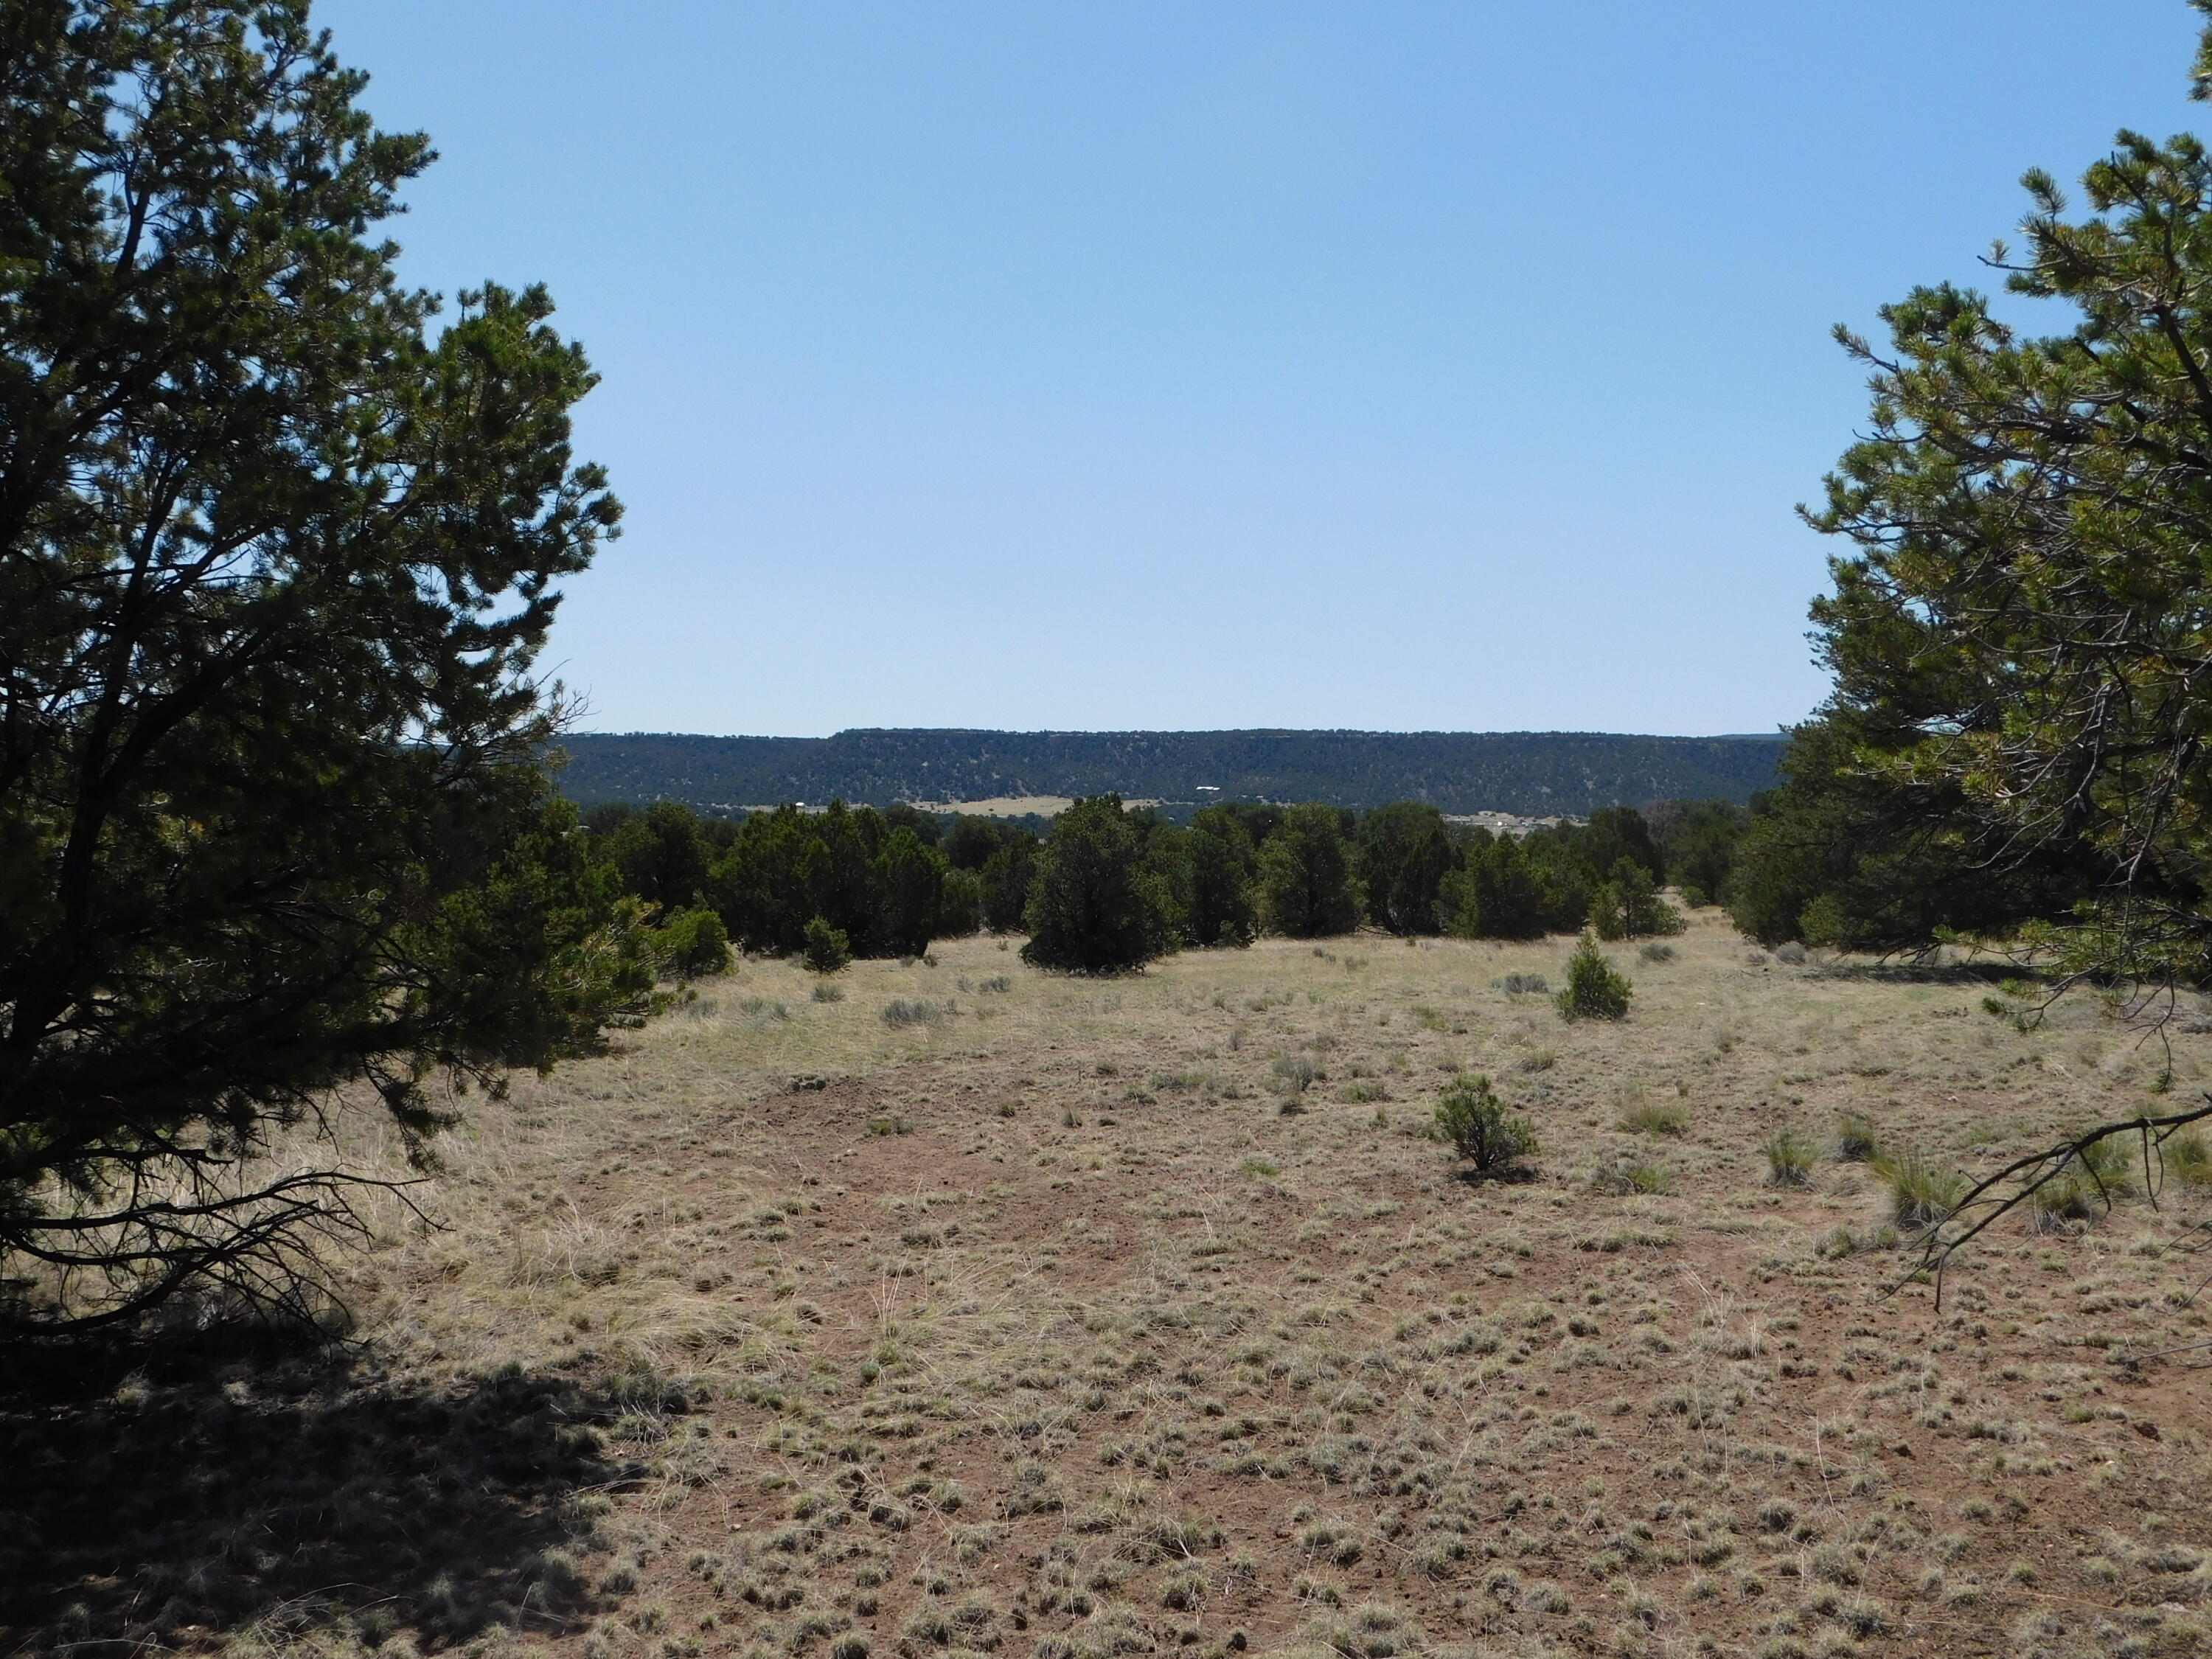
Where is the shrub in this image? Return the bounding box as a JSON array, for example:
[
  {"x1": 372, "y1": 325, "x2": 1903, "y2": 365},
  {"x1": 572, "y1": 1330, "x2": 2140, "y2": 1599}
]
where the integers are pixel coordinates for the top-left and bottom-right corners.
[
  {"x1": 1652, "y1": 799, "x2": 1747, "y2": 908},
  {"x1": 811, "y1": 982, "x2": 845, "y2": 1003},
  {"x1": 1590, "y1": 1152, "x2": 1669, "y2": 1194},
  {"x1": 1638, "y1": 941, "x2": 1676, "y2": 962},
  {"x1": 1761, "y1": 1127, "x2": 1816, "y2": 1189},
  {"x1": 1273, "y1": 1054, "x2": 1321, "y2": 1096},
  {"x1": 1556, "y1": 936, "x2": 1632, "y2": 1021},
  {"x1": 655, "y1": 905, "x2": 731, "y2": 977},
  {"x1": 1834, "y1": 1112, "x2": 1879, "y2": 1161},
  {"x1": 601, "y1": 799, "x2": 718, "y2": 914},
  {"x1": 2073, "y1": 1129, "x2": 2135, "y2": 1190},
  {"x1": 1520, "y1": 833, "x2": 1599, "y2": 933},
  {"x1": 1433, "y1": 1075, "x2": 1538, "y2": 1174},
  {"x1": 1618, "y1": 858, "x2": 1686, "y2": 937},
  {"x1": 881, "y1": 998, "x2": 946, "y2": 1029},
  {"x1": 802, "y1": 916, "x2": 852, "y2": 973},
  {"x1": 1586, "y1": 880, "x2": 1625, "y2": 942},
  {"x1": 1874, "y1": 1147, "x2": 1967, "y2": 1228},
  {"x1": 1494, "y1": 973, "x2": 1549, "y2": 994}
]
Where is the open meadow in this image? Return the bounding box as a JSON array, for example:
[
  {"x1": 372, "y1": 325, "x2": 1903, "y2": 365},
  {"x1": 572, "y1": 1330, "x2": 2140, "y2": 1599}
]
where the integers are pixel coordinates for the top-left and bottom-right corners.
[{"x1": 10, "y1": 908, "x2": 2212, "y2": 1659}]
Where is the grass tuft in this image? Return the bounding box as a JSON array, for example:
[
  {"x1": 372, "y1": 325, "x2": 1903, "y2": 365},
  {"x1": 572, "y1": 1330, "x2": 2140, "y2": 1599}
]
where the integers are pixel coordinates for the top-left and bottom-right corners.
[
  {"x1": 2029, "y1": 1130, "x2": 2135, "y2": 1229},
  {"x1": 1761, "y1": 1126, "x2": 1816, "y2": 1189},
  {"x1": 1590, "y1": 1151, "x2": 1671, "y2": 1195},
  {"x1": 1834, "y1": 1112, "x2": 1879, "y2": 1162},
  {"x1": 882, "y1": 998, "x2": 947, "y2": 1028},
  {"x1": 1620, "y1": 1099, "x2": 1689, "y2": 1136},
  {"x1": 2166, "y1": 1127, "x2": 2212, "y2": 1189},
  {"x1": 1873, "y1": 1147, "x2": 1967, "y2": 1228}
]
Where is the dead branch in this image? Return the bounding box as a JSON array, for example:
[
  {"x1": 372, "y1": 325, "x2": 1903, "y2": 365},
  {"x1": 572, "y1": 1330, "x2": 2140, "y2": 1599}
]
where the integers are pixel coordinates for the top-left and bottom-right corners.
[{"x1": 1888, "y1": 1093, "x2": 2212, "y2": 1310}]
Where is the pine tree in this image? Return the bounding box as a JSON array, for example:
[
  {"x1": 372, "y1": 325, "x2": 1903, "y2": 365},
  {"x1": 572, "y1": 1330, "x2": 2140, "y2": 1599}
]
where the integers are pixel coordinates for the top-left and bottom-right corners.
[
  {"x1": 1256, "y1": 803, "x2": 1364, "y2": 938},
  {"x1": 1766, "y1": 11, "x2": 2212, "y2": 977},
  {"x1": 1021, "y1": 796, "x2": 1175, "y2": 972},
  {"x1": 0, "y1": 4, "x2": 652, "y2": 1330}
]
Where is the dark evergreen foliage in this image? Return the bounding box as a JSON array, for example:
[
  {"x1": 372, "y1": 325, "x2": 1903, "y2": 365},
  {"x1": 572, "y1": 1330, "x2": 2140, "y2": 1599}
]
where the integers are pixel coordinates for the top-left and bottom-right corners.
[
  {"x1": 1590, "y1": 858, "x2": 1685, "y2": 942},
  {"x1": 1518, "y1": 832, "x2": 1600, "y2": 935},
  {"x1": 554, "y1": 729, "x2": 1785, "y2": 818},
  {"x1": 1209, "y1": 801, "x2": 1287, "y2": 848},
  {"x1": 872, "y1": 830, "x2": 947, "y2": 957},
  {"x1": 0, "y1": 3, "x2": 662, "y2": 1331},
  {"x1": 1733, "y1": 23, "x2": 2212, "y2": 973},
  {"x1": 1434, "y1": 1074, "x2": 1538, "y2": 1173},
  {"x1": 601, "y1": 800, "x2": 716, "y2": 914},
  {"x1": 582, "y1": 801, "x2": 639, "y2": 837},
  {"x1": 933, "y1": 817, "x2": 1043, "y2": 933},
  {"x1": 1723, "y1": 720, "x2": 2092, "y2": 950},
  {"x1": 980, "y1": 841, "x2": 1040, "y2": 933},
  {"x1": 1183, "y1": 810, "x2": 1259, "y2": 947},
  {"x1": 883, "y1": 802, "x2": 943, "y2": 848},
  {"x1": 1557, "y1": 936, "x2": 1633, "y2": 1021},
  {"x1": 938, "y1": 868, "x2": 984, "y2": 937},
  {"x1": 1020, "y1": 796, "x2": 1176, "y2": 973},
  {"x1": 944, "y1": 815, "x2": 1033, "y2": 871},
  {"x1": 801, "y1": 917, "x2": 851, "y2": 974},
  {"x1": 704, "y1": 801, "x2": 967, "y2": 958},
  {"x1": 655, "y1": 906, "x2": 731, "y2": 977},
  {"x1": 0, "y1": 1, "x2": 655, "y2": 1329},
  {"x1": 1256, "y1": 803, "x2": 1364, "y2": 938},
  {"x1": 1441, "y1": 832, "x2": 1542, "y2": 939},
  {"x1": 1576, "y1": 807, "x2": 1664, "y2": 885},
  {"x1": 1357, "y1": 801, "x2": 1457, "y2": 934},
  {"x1": 1649, "y1": 799, "x2": 1749, "y2": 906}
]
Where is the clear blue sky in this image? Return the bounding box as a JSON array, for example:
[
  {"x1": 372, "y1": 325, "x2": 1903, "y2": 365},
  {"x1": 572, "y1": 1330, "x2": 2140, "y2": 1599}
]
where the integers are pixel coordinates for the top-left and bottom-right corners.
[{"x1": 319, "y1": 0, "x2": 2202, "y2": 738}]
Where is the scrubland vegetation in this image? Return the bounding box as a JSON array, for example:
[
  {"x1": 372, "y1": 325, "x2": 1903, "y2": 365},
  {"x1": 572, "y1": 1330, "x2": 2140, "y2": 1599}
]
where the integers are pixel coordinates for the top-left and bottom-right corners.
[
  {"x1": 575, "y1": 796, "x2": 1700, "y2": 978},
  {"x1": 18, "y1": 7, "x2": 2212, "y2": 1659},
  {"x1": 14, "y1": 915, "x2": 2212, "y2": 1659}
]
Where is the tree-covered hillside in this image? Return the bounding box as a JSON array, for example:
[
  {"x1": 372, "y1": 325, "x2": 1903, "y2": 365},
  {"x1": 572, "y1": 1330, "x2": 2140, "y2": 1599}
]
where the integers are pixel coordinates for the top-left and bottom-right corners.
[{"x1": 553, "y1": 728, "x2": 1784, "y2": 816}]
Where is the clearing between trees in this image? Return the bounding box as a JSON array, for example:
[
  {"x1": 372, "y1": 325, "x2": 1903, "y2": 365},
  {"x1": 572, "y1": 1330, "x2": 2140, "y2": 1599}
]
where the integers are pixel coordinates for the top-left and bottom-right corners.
[{"x1": 9, "y1": 910, "x2": 2212, "y2": 1659}]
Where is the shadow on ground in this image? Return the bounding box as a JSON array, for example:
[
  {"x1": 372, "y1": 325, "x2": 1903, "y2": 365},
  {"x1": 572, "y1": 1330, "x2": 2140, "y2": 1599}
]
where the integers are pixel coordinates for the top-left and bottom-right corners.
[
  {"x1": 1812, "y1": 958, "x2": 2024, "y2": 983},
  {"x1": 0, "y1": 1330, "x2": 644, "y2": 1654},
  {"x1": 1448, "y1": 1164, "x2": 1540, "y2": 1186}
]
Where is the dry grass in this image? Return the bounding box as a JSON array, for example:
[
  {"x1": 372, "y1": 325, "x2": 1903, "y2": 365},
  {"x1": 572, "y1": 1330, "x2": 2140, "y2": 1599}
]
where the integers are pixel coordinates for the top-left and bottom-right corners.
[{"x1": 9, "y1": 910, "x2": 2212, "y2": 1659}]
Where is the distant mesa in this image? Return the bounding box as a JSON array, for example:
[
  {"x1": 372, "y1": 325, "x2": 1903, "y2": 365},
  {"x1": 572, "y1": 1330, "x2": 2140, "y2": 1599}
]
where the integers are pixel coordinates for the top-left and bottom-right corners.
[{"x1": 552, "y1": 727, "x2": 1785, "y2": 819}]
